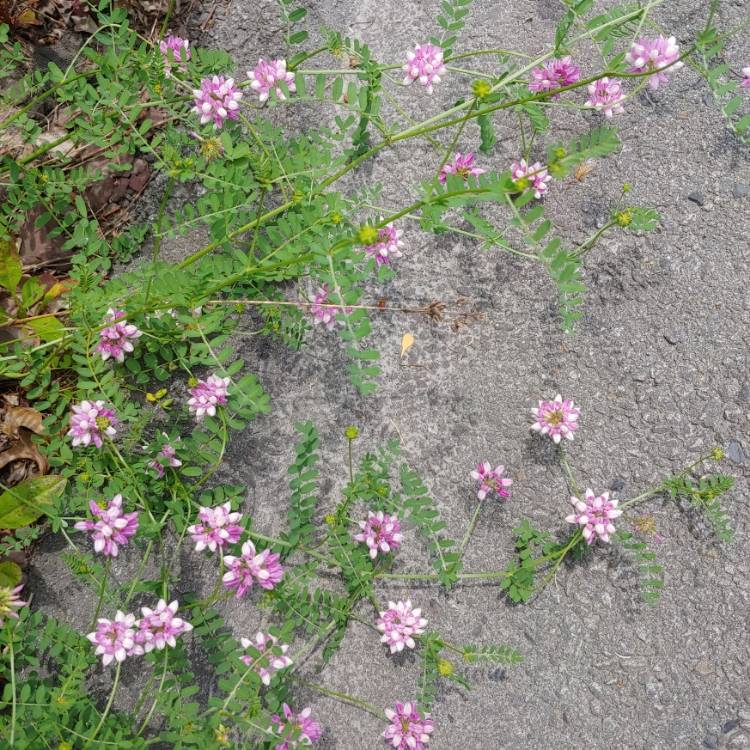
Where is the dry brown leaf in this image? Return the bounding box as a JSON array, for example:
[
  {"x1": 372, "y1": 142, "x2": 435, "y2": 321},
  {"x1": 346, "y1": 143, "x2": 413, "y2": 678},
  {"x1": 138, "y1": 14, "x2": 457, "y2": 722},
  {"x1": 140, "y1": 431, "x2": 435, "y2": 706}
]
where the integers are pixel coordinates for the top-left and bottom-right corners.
[
  {"x1": 2, "y1": 406, "x2": 46, "y2": 438},
  {"x1": 0, "y1": 430, "x2": 48, "y2": 475}
]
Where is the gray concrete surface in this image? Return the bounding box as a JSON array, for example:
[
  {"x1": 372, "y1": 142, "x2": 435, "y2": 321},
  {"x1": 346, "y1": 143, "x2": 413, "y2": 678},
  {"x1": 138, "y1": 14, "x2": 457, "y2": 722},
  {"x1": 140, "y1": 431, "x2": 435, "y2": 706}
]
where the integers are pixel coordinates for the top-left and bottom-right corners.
[{"x1": 31, "y1": 0, "x2": 750, "y2": 748}]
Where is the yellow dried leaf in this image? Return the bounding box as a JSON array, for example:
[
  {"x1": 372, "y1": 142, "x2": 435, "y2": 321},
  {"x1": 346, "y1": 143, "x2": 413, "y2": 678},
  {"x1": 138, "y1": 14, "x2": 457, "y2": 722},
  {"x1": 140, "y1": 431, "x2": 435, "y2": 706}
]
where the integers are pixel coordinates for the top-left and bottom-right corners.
[
  {"x1": 400, "y1": 332, "x2": 414, "y2": 358},
  {"x1": 2, "y1": 406, "x2": 46, "y2": 437}
]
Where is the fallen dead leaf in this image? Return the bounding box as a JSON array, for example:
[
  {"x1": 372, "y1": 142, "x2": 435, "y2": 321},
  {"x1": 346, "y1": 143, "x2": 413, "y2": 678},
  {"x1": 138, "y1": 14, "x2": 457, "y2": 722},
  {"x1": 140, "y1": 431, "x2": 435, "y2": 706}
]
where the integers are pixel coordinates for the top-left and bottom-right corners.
[
  {"x1": 2, "y1": 406, "x2": 46, "y2": 438},
  {"x1": 400, "y1": 332, "x2": 414, "y2": 358}
]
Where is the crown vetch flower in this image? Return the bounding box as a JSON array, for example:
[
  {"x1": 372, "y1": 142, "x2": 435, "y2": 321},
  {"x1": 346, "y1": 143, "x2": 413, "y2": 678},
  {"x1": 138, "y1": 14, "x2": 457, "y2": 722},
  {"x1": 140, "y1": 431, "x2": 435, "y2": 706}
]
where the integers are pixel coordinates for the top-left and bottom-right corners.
[
  {"x1": 0, "y1": 585, "x2": 27, "y2": 627},
  {"x1": 511, "y1": 159, "x2": 551, "y2": 199},
  {"x1": 364, "y1": 224, "x2": 405, "y2": 266},
  {"x1": 376, "y1": 600, "x2": 428, "y2": 654},
  {"x1": 192, "y1": 75, "x2": 243, "y2": 129},
  {"x1": 223, "y1": 540, "x2": 284, "y2": 598},
  {"x1": 439, "y1": 152, "x2": 486, "y2": 184},
  {"x1": 309, "y1": 284, "x2": 344, "y2": 330},
  {"x1": 528, "y1": 56, "x2": 580, "y2": 97},
  {"x1": 187, "y1": 374, "x2": 231, "y2": 420},
  {"x1": 134, "y1": 599, "x2": 193, "y2": 652},
  {"x1": 354, "y1": 510, "x2": 403, "y2": 560},
  {"x1": 625, "y1": 36, "x2": 683, "y2": 90},
  {"x1": 530, "y1": 394, "x2": 580, "y2": 443},
  {"x1": 149, "y1": 434, "x2": 182, "y2": 477},
  {"x1": 566, "y1": 489, "x2": 623, "y2": 544},
  {"x1": 248, "y1": 58, "x2": 296, "y2": 102},
  {"x1": 271, "y1": 704, "x2": 322, "y2": 749},
  {"x1": 470, "y1": 462, "x2": 513, "y2": 501},
  {"x1": 74, "y1": 494, "x2": 139, "y2": 557},
  {"x1": 240, "y1": 632, "x2": 293, "y2": 685},
  {"x1": 403, "y1": 44, "x2": 446, "y2": 94},
  {"x1": 68, "y1": 400, "x2": 117, "y2": 448},
  {"x1": 96, "y1": 308, "x2": 142, "y2": 363},
  {"x1": 160, "y1": 34, "x2": 190, "y2": 65},
  {"x1": 742, "y1": 67, "x2": 750, "y2": 88},
  {"x1": 384, "y1": 701, "x2": 434, "y2": 750},
  {"x1": 584, "y1": 77, "x2": 625, "y2": 118},
  {"x1": 87, "y1": 611, "x2": 140, "y2": 665},
  {"x1": 187, "y1": 502, "x2": 243, "y2": 553}
]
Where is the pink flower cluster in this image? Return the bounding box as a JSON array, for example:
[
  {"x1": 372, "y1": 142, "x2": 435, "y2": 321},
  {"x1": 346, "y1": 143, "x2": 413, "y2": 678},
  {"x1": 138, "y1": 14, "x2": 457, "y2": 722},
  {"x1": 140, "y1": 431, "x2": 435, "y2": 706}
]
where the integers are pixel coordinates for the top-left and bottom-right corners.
[
  {"x1": 403, "y1": 44, "x2": 446, "y2": 94},
  {"x1": 223, "y1": 540, "x2": 284, "y2": 598},
  {"x1": 192, "y1": 75, "x2": 243, "y2": 129},
  {"x1": 75, "y1": 494, "x2": 139, "y2": 557},
  {"x1": 376, "y1": 600, "x2": 428, "y2": 654},
  {"x1": 240, "y1": 631, "x2": 293, "y2": 685},
  {"x1": 271, "y1": 704, "x2": 322, "y2": 750},
  {"x1": 439, "y1": 152, "x2": 486, "y2": 184},
  {"x1": 742, "y1": 67, "x2": 750, "y2": 88},
  {"x1": 0, "y1": 584, "x2": 27, "y2": 627},
  {"x1": 585, "y1": 77, "x2": 625, "y2": 118},
  {"x1": 470, "y1": 462, "x2": 512, "y2": 501},
  {"x1": 309, "y1": 284, "x2": 344, "y2": 330},
  {"x1": 160, "y1": 34, "x2": 190, "y2": 66},
  {"x1": 365, "y1": 224, "x2": 404, "y2": 266},
  {"x1": 511, "y1": 159, "x2": 551, "y2": 199},
  {"x1": 187, "y1": 374, "x2": 231, "y2": 420},
  {"x1": 88, "y1": 600, "x2": 192, "y2": 665},
  {"x1": 626, "y1": 35, "x2": 683, "y2": 90},
  {"x1": 188, "y1": 502, "x2": 243, "y2": 553},
  {"x1": 248, "y1": 58, "x2": 296, "y2": 102},
  {"x1": 68, "y1": 400, "x2": 117, "y2": 449},
  {"x1": 566, "y1": 489, "x2": 623, "y2": 544},
  {"x1": 149, "y1": 434, "x2": 182, "y2": 477},
  {"x1": 384, "y1": 701, "x2": 434, "y2": 750},
  {"x1": 528, "y1": 56, "x2": 580, "y2": 97},
  {"x1": 530, "y1": 394, "x2": 580, "y2": 443},
  {"x1": 354, "y1": 510, "x2": 403, "y2": 560},
  {"x1": 96, "y1": 308, "x2": 142, "y2": 363}
]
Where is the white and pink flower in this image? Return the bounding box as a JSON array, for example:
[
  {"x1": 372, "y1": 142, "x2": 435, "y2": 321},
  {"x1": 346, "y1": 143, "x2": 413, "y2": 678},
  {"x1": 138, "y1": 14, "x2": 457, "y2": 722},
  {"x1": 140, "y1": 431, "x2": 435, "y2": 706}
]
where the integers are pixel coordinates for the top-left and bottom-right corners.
[
  {"x1": 87, "y1": 611, "x2": 140, "y2": 666},
  {"x1": 384, "y1": 701, "x2": 434, "y2": 750},
  {"x1": 96, "y1": 308, "x2": 142, "y2": 363},
  {"x1": 354, "y1": 510, "x2": 403, "y2": 560},
  {"x1": 364, "y1": 224, "x2": 404, "y2": 266},
  {"x1": 192, "y1": 75, "x2": 243, "y2": 129},
  {"x1": 528, "y1": 57, "x2": 580, "y2": 98},
  {"x1": 530, "y1": 394, "x2": 580, "y2": 444},
  {"x1": 67, "y1": 400, "x2": 117, "y2": 449},
  {"x1": 223, "y1": 540, "x2": 284, "y2": 598},
  {"x1": 187, "y1": 374, "x2": 231, "y2": 420},
  {"x1": 566, "y1": 489, "x2": 623, "y2": 544},
  {"x1": 376, "y1": 600, "x2": 428, "y2": 654},
  {"x1": 585, "y1": 77, "x2": 625, "y2": 118},
  {"x1": 439, "y1": 152, "x2": 486, "y2": 184},
  {"x1": 240, "y1": 632, "x2": 293, "y2": 685},
  {"x1": 470, "y1": 462, "x2": 512, "y2": 501},
  {"x1": 160, "y1": 34, "x2": 190, "y2": 66},
  {"x1": 187, "y1": 502, "x2": 243, "y2": 553},
  {"x1": 403, "y1": 44, "x2": 447, "y2": 94},
  {"x1": 271, "y1": 704, "x2": 322, "y2": 749},
  {"x1": 626, "y1": 36, "x2": 683, "y2": 90},
  {"x1": 134, "y1": 599, "x2": 193, "y2": 653},
  {"x1": 511, "y1": 159, "x2": 551, "y2": 199},
  {"x1": 247, "y1": 58, "x2": 296, "y2": 102},
  {"x1": 74, "y1": 494, "x2": 139, "y2": 557}
]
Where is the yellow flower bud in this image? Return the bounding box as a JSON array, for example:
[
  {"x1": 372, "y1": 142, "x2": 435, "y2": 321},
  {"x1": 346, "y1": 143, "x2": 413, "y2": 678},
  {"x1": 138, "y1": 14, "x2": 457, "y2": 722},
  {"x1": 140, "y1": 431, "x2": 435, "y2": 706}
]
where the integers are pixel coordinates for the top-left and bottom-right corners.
[
  {"x1": 357, "y1": 225, "x2": 379, "y2": 246},
  {"x1": 471, "y1": 79, "x2": 492, "y2": 100}
]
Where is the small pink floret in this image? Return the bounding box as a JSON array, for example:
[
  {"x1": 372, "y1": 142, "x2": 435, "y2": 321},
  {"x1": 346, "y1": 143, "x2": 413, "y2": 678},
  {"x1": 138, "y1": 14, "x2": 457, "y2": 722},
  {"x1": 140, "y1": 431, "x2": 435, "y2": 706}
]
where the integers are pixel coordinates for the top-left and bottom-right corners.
[
  {"x1": 384, "y1": 701, "x2": 434, "y2": 750},
  {"x1": 188, "y1": 374, "x2": 231, "y2": 420},
  {"x1": 530, "y1": 394, "x2": 580, "y2": 443},
  {"x1": 271, "y1": 704, "x2": 322, "y2": 749},
  {"x1": 192, "y1": 75, "x2": 243, "y2": 129},
  {"x1": 470, "y1": 462, "x2": 512, "y2": 501},
  {"x1": 364, "y1": 224, "x2": 404, "y2": 266},
  {"x1": 353, "y1": 510, "x2": 403, "y2": 560},
  {"x1": 585, "y1": 77, "x2": 625, "y2": 118},
  {"x1": 625, "y1": 35, "x2": 683, "y2": 90},
  {"x1": 565, "y1": 489, "x2": 623, "y2": 544},
  {"x1": 149, "y1": 433, "x2": 182, "y2": 477},
  {"x1": 742, "y1": 67, "x2": 750, "y2": 89},
  {"x1": 247, "y1": 58, "x2": 296, "y2": 102},
  {"x1": 160, "y1": 34, "x2": 190, "y2": 66},
  {"x1": 0, "y1": 584, "x2": 27, "y2": 627},
  {"x1": 74, "y1": 494, "x2": 139, "y2": 557},
  {"x1": 67, "y1": 400, "x2": 117, "y2": 449},
  {"x1": 239, "y1": 632, "x2": 293, "y2": 685},
  {"x1": 439, "y1": 152, "x2": 486, "y2": 184},
  {"x1": 187, "y1": 501, "x2": 243, "y2": 553},
  {"x1": 96, "y1": 308, "x2": 142, "y2": 363},
  {"x1": 223, "y1": 540, "x2": 284, "y2": 598},
  {"x1": 528, "y1": 56, "x2": 580, "y2": 98},
  {"x1": 376, "y1": 600, "x2": 428, "y2": 654},
  {"x1": 134, "y1": 599, "x2": 193, "y2": 653},
  {"x1": 87, "y1": 611, "x2": 140, "y2": 666},
  {"x1": 403, "y1": 44, "x2": 447, "y2": 94},
  {"x1": 511, "y1": 159, "x2": 551, "y2": 199},
  {"x1": 309, "y1": 283, "x2": 346, "y2": 330}
]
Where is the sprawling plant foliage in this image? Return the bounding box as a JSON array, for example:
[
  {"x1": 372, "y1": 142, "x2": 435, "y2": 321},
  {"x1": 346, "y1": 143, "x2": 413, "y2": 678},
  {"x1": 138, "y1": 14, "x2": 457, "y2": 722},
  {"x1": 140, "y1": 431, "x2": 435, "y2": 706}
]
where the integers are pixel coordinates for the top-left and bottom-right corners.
[{"x1": 0, "y1": 0, "x2": 743, "y2": 746}]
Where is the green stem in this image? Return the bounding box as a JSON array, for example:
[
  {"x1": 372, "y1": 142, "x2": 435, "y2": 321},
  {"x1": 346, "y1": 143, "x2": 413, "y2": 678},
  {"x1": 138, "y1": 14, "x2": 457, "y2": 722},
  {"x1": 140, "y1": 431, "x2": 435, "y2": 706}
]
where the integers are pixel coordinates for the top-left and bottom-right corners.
[
  {"x1": 91, "y1": 557, "x2": 112, "y2": 629},
  {"x1": 458, "y1": 501, "x2": 483, "y2": 559},
  {"x1": 143, "y1": 176, "x2": 175, "y2": 307},
  {"x1": 84, "y1": 662, "x2": 122, "y2": 749},
  {"x1": 297, "y1": 679, "x2": 385, "y2": 720},
  {"x1": 8, "y1": 623, "x2": 16, "y2": 746}
]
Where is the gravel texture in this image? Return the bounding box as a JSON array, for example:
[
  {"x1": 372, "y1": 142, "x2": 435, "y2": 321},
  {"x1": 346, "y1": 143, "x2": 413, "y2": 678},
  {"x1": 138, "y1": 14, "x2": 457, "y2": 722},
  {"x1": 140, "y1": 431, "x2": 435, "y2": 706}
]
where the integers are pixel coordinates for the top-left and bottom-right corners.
[{"x1": 30, "y1": 0, "x2": 750, "y2": 748}]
